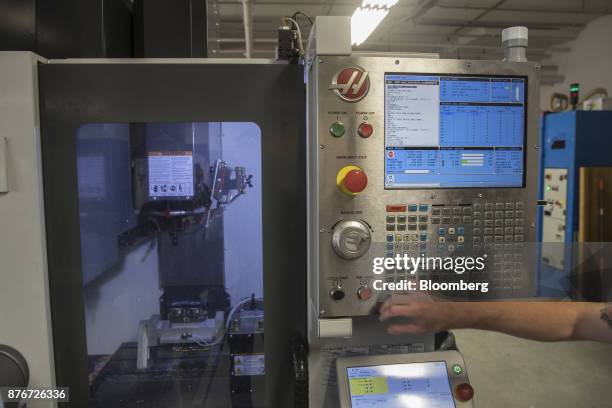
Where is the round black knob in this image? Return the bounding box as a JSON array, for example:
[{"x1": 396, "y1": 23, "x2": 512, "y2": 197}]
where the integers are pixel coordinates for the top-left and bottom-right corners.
[
  {"x1": 330, "y1": 288, "x2": 345, "y2": 301},
  {"x1": 0, "y1": 345, "x2": 29, "y2": 388}
]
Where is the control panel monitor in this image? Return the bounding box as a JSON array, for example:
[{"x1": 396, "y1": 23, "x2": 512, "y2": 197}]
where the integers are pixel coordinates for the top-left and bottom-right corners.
[
  {"x1": 336, "y1": 351, "x2": 474, "y2": 408},
  {"x1": 384, "y1": 74, "x2": 526, "y2": 189}
]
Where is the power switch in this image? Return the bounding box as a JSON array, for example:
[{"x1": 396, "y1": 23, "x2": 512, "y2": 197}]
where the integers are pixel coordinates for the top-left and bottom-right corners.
[
  {"x1": 330, "y1": 121, "x2": 346, "y2": 138},
  {"x1": 358, "y1": 122, "x2": 374, "y2": 138}
]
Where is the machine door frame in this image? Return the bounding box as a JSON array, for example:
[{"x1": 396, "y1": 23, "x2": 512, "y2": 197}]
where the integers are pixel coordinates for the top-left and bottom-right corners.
[{"x1": 38, "y1": 60, "x2": 306, "y2": 407}]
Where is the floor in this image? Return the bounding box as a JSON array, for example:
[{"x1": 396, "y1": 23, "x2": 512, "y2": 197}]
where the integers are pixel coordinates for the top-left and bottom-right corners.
[{"x1": 453, "y1": 329, "x2": 612, "y2": 408}]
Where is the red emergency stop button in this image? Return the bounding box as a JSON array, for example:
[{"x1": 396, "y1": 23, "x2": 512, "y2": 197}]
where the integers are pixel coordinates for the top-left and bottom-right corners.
[
  {"x1": 337, "y1": 165, "x2": 368, "y2": 196},
  {"x1": 358, "y1": 122, "x2": 374, "y2": 138},
  {"x1": 454, "y1": 383, "x2": 474, "y2": 402}
]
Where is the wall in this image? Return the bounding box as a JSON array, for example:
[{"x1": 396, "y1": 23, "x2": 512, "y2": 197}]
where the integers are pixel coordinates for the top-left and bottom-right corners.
[{"x1": 540, "y1": 15, "x2": 612, "y2": 111}]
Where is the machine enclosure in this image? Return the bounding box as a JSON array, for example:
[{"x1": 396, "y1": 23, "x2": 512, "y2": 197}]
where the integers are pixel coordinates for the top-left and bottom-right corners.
[{"x1": 538, "y1": 111, "x2": 612, "y2": 298}]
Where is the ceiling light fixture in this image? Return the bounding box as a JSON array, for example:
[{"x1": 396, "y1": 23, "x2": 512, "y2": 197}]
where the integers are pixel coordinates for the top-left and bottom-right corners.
[{"x1": 351, "y1": 0, "x2": 399, "y2": 46}]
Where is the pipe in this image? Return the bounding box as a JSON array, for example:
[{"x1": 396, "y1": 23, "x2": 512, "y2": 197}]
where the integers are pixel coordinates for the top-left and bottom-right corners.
[{"x1": 239, "y1": 0, "x2": 253, "y2": 58}]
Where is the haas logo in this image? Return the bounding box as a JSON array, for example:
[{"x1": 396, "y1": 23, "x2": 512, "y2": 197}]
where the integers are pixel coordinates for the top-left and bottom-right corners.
[{"x1": 329, "y1": 67, "x2": 370, "y2": 102}]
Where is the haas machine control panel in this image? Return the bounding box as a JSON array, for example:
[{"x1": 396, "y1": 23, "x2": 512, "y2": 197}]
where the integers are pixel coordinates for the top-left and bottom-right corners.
[{"x1": 308, "y1": 55, "x2": 540, "y2": 318}]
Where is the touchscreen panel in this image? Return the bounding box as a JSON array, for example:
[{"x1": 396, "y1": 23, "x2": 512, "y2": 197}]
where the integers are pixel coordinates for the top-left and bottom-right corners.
[{"x1": 347, "y1": 361, "x2": 456, "y2": 408}]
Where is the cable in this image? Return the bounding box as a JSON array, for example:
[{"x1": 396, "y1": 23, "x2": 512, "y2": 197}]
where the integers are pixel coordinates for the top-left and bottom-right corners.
[
  {"x1": 292, "y1": 11, "x2": 313, "y2": 25},
  {"x1": 188, "y1": 296, "x2": 264, "y2": 349},
  {"x1": 286, "y1": 17, "x2": 305, "y2": 57}
]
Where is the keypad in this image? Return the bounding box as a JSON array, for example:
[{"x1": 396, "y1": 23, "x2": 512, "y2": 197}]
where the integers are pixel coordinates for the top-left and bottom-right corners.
[
  {"x1": 384, "y1": 201, "x2": 528, "y2": 293},
  {"x1": 385, "y1": 203, "x2": 431, "y2": 256}
]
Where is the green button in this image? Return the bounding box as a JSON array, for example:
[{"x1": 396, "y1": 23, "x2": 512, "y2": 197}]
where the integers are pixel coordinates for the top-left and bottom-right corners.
[
  {"x1": 452, "y1": 364, "x2": 463, "y2": 375},
  {"x1": 330, "y1": 121, "x2": 346, "y2": 137}
]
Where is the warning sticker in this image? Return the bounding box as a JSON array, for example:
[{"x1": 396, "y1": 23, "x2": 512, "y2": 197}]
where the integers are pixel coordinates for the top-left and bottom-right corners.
[
  {"x1": 233, "y1": 354, "x2": 265, "y2": 376},
  {"x1": 148, "y1": 151, "x2": 194, "y2": 198}
]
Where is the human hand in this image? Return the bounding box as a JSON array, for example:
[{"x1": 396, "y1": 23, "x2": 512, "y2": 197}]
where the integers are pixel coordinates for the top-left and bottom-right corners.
[{"x1": 379, "y1": 293, "x2": 458, "y2": 335}]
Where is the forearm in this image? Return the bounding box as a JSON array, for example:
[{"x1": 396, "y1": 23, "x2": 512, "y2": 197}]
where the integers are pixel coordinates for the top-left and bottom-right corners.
[
  {"x1": 572, "y1": 303, "x2": 612, "y2": 343},
  {"x1": 381, "y1": 296, "x2": 612, "y2": 343},
  {"x1": 447, "y1": 302, "x2": 580, "y2": 341}
]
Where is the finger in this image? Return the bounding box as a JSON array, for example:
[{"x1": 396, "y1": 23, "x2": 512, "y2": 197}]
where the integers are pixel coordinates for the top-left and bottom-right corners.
[
  {"x1": 379, "y1": 304, "x2": 417, "y2": 321},
  {"x1": 387, "y1": 323, "x2": 424, "y2": 335}
]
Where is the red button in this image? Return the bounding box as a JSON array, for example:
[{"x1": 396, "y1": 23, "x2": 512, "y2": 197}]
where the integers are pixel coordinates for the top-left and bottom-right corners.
[
  {"x1": 358, "y1": 122, "x2": 374, "y2": 138},
  {"x1": 386, "y1": 205, "x2": 406, "y2": 212},
  {"x1": 454, "y1": 383, "x2": 474, "y2": 402},
  {"x1": 343, "y1": 169, "x2": 368, "y2": 193},
  {"x1": 357, "y1": 286, "x2": 373, "y2": 301}
]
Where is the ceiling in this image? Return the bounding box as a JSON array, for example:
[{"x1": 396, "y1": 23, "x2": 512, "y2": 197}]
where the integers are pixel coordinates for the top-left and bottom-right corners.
[{"x1": 207, "y1": 0, "x2": 612, "y2": 85}]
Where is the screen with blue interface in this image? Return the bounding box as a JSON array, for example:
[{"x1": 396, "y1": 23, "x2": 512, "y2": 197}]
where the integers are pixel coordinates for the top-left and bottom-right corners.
[
  {"x1": 347, "y1": 361, "x2": 456, "y2": 408},
  {"x1": 384, "y1": 74, "x2": 526, "y2": 188}
]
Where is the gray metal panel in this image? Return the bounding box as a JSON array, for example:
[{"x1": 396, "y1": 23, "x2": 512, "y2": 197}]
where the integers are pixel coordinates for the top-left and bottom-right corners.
[
  {"x1": 38, "y1": 61, "x2": 305, "y2": 407},
  {"x1": 309, "y1": 56, "x2": 540, "y2": 318},
  {"x1": 0, "y1": 51, "x2": 56, "y2": 408}
]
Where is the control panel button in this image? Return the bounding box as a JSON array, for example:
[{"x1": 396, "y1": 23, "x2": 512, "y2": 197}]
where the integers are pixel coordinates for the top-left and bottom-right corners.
[
  {"x1": 386, "y1": 205, "x2": 406, "y2": 212},
  {"x1": 337, "y1": 165, "x2": 368, "y2": 195},
  {"x1": 329, "y1": 121, "x2": 345, "y2": 137},
  {"x1": 357, "y1": 122, "x2": 374, "y2": 138},
  {"x1": 331, "y1": 220, "x2": 372, "y2": 259},
  {"x1": 357, "y1": 285, "x2": 373, "y2": 301},
  {"x1": 330, "y1": 288, "x2": 345, "y2": 301},
  {"x1": 455, "y1": 383, "x2": 474, "y2": 402}
]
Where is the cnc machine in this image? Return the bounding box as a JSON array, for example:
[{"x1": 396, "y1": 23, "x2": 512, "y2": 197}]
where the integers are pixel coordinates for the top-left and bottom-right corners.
[{"x1": 0, "y1": 17, "x2": 541, "y2": 408}]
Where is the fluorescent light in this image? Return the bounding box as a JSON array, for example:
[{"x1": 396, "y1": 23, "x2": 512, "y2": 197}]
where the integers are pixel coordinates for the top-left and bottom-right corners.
[{"x1": 351, "y1": 0, "x2": 398, "y2": 46}]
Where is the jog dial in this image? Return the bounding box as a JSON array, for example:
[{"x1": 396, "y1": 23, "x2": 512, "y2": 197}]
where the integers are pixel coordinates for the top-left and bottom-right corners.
[{"x1": 331, "y1": 220, "x2": 371, "y2": 260}]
